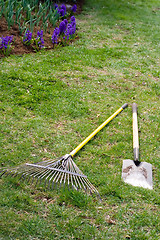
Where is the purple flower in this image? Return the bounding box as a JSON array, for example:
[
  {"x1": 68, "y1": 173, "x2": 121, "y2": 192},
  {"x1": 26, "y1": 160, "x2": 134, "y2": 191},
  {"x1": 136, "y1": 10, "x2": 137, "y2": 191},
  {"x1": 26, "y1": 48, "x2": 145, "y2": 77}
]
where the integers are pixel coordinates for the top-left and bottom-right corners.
[
  {"x1": 58, "y1": 9, "x2": 65, "y2": 17},
  {"x1": 70, "y1": 16, "x2": 76, "y2": 30},
  {"x1": 51, "y1": 27, "x2": 60, "y2": 44},
  {"x1": 71, "y1": 4, "x2": 77, "y2": 13},
  {"x1": 62, "y1": 15, "x2": 77, "y2": 41},
  {"x1": 36, "y1": 30, "x2": 44, "y2": 48},
  {"x1": 61, "y1": 4, "x2": 66, "y2": 13},
  {"x1": 64, "y1": 24, "x2": 72, "y2": 40},
  {"x1": 23, "y1": 30, "x2": 32, "y2": 44},
  {"x1": 64, "y1": 22, "x2": 76, "y2": 40},
  {"x1": 55, "y1": 4, "x2": 58, "y2": 9},
  {"x1": 71, "y1": 21, "x2": 76, "y2": 28},
  {"x1": 0, "y1": 35, "x2": 13, "y2": 49},
  {"x1": 54, "y1": 27, "x2": 60, "y2": 36},
  {"x1": 64, "y1": 19, "x2": 68, "y2": 26},
  {"x1": 70, "y1": 16, "x2": 76, "y2": 22},
  {"x1": 57, "y1": 4, "x2": 66, "y2": 17},
  {"x1": 59, "y1": 20, "x2": 67, "y2": 33}
]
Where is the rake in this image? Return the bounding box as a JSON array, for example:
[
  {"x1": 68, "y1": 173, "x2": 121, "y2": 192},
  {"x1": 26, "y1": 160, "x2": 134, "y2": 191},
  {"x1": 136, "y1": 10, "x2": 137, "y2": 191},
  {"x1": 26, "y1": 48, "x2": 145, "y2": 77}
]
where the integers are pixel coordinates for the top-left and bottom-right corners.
[{"x1": 0, "y1": 103, "x2": 128, "y2": 197}]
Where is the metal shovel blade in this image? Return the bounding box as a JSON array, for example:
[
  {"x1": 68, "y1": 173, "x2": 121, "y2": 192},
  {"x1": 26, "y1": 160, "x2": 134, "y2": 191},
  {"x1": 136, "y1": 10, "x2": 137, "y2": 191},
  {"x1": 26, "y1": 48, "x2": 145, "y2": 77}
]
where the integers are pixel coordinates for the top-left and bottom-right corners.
[{"x1": 122, "y1": 159, "x2": 153, "y2": 190}]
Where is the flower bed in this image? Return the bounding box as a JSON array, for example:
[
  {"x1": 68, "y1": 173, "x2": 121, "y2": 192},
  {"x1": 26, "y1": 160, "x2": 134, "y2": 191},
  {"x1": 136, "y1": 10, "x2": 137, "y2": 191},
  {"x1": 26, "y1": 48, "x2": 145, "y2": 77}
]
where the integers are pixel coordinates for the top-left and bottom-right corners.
[{"x1": 0, "y1": 1, "x2": 83, "y2": 57}]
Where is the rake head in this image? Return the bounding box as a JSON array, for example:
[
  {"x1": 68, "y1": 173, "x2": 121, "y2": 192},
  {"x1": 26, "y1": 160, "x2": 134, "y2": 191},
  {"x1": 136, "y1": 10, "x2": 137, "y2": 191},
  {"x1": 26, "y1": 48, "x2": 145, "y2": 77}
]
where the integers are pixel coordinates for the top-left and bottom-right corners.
[{"x1": 0, "y1": 154, "x2": 100, "y2": 198}]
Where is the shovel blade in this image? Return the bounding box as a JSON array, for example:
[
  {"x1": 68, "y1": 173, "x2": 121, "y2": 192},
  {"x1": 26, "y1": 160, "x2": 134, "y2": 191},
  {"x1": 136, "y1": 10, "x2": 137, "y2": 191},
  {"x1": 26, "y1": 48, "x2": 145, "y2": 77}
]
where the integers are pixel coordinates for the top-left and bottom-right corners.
[{"x1": 122, "y1": 160, "x2": 153, "y2": 190}]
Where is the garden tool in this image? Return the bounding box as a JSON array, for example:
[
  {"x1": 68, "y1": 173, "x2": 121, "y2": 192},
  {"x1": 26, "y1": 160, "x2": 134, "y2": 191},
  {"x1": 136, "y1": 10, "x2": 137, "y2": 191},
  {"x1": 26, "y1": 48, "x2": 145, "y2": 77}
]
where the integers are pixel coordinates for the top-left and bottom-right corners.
[
  {"x1": 122, "y1": 103, "x2": 153, "y2": 189},
  {"x1": 1, "y1": 103, "x2": 128, "y2": 197}
]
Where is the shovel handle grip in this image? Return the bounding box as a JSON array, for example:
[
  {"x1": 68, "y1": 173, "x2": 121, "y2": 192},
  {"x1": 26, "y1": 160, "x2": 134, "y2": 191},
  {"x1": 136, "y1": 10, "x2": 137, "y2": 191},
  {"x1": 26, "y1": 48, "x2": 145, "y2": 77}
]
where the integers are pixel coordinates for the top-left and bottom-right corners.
[{"x1": 132, "y1": 103, "x2": 139, "y2": 161}]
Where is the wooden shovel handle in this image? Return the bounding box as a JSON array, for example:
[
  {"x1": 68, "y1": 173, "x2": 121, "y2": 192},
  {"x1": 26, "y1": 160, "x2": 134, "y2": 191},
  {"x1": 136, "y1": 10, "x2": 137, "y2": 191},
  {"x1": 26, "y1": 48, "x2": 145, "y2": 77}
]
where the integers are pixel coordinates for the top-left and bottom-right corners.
[{"x1": 132, "y1": 103, "x2": 139, "y2": 161}]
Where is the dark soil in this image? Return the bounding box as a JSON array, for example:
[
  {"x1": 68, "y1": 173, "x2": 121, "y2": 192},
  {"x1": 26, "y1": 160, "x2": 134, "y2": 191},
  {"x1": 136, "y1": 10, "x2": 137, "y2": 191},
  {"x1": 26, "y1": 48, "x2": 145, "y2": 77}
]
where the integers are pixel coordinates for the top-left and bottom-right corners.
[{"x1": 0, "y1": 0, "x2": 84, "y2": 58}]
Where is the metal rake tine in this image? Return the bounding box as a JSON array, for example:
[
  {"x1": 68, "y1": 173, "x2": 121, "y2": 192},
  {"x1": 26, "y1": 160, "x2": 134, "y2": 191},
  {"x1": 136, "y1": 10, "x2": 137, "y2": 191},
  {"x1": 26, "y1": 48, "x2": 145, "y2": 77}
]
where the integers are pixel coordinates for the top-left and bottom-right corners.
[
  {"x1": 32, "y1": 167, "x2": 51, "y2": 179},
  {"x1": 85, "y1": 178, "x2": 100, "y2": 197},
  {"x1": 79, "y1": 176, "x2": 97, "y2": 195},
  {"x1": 5, "y1": 168, "x2": 29, "y2": 182},
  {"x1": 51, "y1": 180, "x2": 55, "y2": 190},
  {"x1": 72, "y1": 162, "x2": 83, "y2": 175},
  {"x1": 3, "y1": 169, "x2": 15, "y2": 177},
  {"x1": 48, "y1": 170, "x2": 59, "y2": 189},
  {"x1": 20, "y1": 166, "x2": 42, "y2": 181},
  {"x1": 73, "y1": 174, "x2": 82, "y2": 190},
  {"x1": 19, "y1": 171, "x2": 32, "y2": 181},
  {"x1": 33, "y1": 158, "x2": 60, "y2": 167},
  {"x1": 71, "y1": 173, "x2": 77, "y2": 190},
  {"x1": 69, "y1": 165, "x2": 88, "y2": 191},
  {"x1": 24, "y1": 170, "x2": 39, "y2": 184},
  {"x1": 70, "y1": 171, "x2": 74, "y2": 189},
  {"x1": 67, "y1": 158, "x2": 73, "y2": 188},
  {"x1": 0, "y1": 170, "x2": 8, "y2": 178},
  {"x1": 70, "y1": 160, "x2": 97, "y2": 193},
  {"x1": 67, "y1": 172, "x2": 70, "y2": 188},
  {"x1": 86, "y1": 178, "x2": 99, "y2": 193},
  {"x1": 95, "y1": 191, "x2": 102, "y2": 200},
  {"x1": 44, "y1": 169, "x2": 56, "y2": 188},
  {"x1": 13, "y1": 165, "x2": 41, "y2": 185},
  {"x1": 3, "y1": 170, "x2": 18, "y2": 178},
  {"x1": 36, "y1": 161, "x2": 65, "y2": 182},
  {"x1": 69, "y1": 159, "x2": 77, "y2": 189},
  {"x1": 29, "y1": 166, "x2": 49, "y2": 184},
  {"x1": 82, "y1": 177, "x2": 95, "y2": 193},
  {"x1": 25, "y1": 168, "x2": 40, "y2": 183},
  {"x1": 47, "y1": 164, "x2": 65, "y2": 188},
  {"x1": 24, "y1": 174, "x2": 33, "y2": 183},
  {"x1": 9, "y1": 170, "x2": 21, "y2": 178},
  {"x1": 38, "y1": 175, "x2": 44, "y2": 186},
  {"x1": 37, "y1": 165, "x2": 55, "y2": 183},
  {"x1": 63, "y1": 172, "x2": 67, "y2": 187},
  {"x1": 43, "y1": 170, "x2": 54, "y2": 187},
  {"x1": 37, "y1": 159, "x2": 53, "y2": 165},
  {"x1": 31, "y1": 166, "x2": 48, "y2": 187},
  {"x1": 0, "y1": 170, "x2": 8, "y2": 177},
  {"x1": 54, "y1": 182, "x2": 58, "y2": 190},
  {"x1": 30, "y1": 167, "x2": 49, "y2": 184},
  {"x1": 31, "y1": 167, "x2": 52, "y2": 183},
  {"x1": 47, "y1": 180, "x2": 51, "y2": 190},
  {"x1": 30, "y1": 169, "x2": 46, "y2": 184},
  {"x1": 45, "y1": 159, "x2": 61, "y2": 168},
  {"x1": 36, "y1": 176, "x2": 44, "y2": 187},
  {"x1": 68, "y1": 159, "x2": 82, "y2": 190},
  {"x1": 45, "y1": 164, "x2": 63, "y2": 187},
  {"x1": 59, "y1": 172, "x2": 65, "y2": 187},
  {"x1": 59, "y1": 172, "x2": 67, "y2": 190},
  {"x1": 77, "y1": 175, "x2": 87, "y2": 191},
  {"x1": 15, "y1": 166, "x2": 36, "y2": 181},
  {"x1": 62, "y1": 173, "x2": 67, "y2": 190},
  {"x1": 59, "y1": 180, "x2": 63, "y2": 190},
  {"x1": 71, "y1": 174, "x2": 79, "y2": 191},
  {"x1": 19, "y1": 173, "x2": 26, "y2": 180},
  {"x1": 51, "y1": 170, "x2": 62, "y2": 187},
  {"x1": 30, "y1": 176, "x2": 37, "y2": 185},
  {"x1": 69, "y1": 165, "x2": 83, "y2": 190},
  {"x1": 55, "y1": 171, "x2": 64, "y2": 186},
  {"x1": 44, "y1": 178, "x2": 48, "y2": 188}
]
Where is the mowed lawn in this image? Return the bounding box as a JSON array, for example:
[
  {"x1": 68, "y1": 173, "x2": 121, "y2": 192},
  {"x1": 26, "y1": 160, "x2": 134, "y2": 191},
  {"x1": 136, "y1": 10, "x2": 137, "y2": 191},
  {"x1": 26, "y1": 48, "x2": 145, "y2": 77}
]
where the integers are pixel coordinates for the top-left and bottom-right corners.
[{"x1": 0, "y1": 0, "x2": 160, "y2": 239}]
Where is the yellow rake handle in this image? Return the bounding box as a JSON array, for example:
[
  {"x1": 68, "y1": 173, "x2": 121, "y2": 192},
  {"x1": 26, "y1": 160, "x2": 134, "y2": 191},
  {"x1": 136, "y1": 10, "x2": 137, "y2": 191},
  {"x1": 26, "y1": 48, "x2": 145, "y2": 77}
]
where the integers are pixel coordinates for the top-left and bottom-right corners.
[{"x1": 70, "y1": 103, "x2": 128, "y2": 157}]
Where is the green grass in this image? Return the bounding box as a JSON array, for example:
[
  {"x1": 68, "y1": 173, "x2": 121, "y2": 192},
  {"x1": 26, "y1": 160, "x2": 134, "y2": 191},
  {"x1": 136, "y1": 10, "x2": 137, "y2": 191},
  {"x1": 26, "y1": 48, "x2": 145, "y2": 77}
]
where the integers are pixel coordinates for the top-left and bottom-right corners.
[{"x1": 0, "y1": 0, "x2": 160, "y2": 239}]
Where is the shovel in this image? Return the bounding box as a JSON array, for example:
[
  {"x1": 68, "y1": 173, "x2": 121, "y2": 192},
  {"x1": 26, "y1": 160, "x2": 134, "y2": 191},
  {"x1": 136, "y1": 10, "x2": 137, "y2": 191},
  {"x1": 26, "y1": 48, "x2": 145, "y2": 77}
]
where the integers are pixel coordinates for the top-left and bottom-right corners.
[{"x1": 122, "y1": 103, "x2": 153, "y2": 189}]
